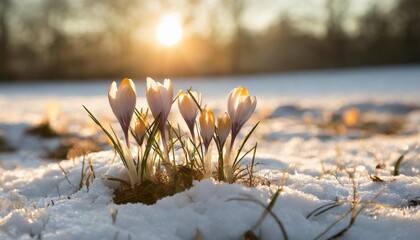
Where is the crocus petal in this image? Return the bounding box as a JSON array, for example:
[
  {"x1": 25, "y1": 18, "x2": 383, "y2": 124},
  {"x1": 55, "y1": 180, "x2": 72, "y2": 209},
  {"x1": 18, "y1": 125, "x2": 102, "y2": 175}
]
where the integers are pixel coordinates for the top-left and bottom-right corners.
[
  {"x1": 199, "y1": 108, "x2": 215, "y2": 151},
  {"x1": 117, "y1": 79, "x2": 137, "y2": 125},
  {"x1": 227, "y1": 88, "x2": 237, "y2": 121},
  {"x1": 234, "y1": 96, "x2": 252, "y2": 128},
  {"x1": 108, "y1": 81, "x2": 118, "y2": 100},
  {"x1": 164, "y1": 79, "x2": 173, "y2": 104},
  {"x1": 108, "y1": 78, "x2": 137, "y2": 147},
  {"x1": 146, "y1": 78, "x2": 173, "y2": 125},
  {"x1": 146, "y1": 78, "x2": 163, "y2": 120},
  {"x1": 108, "y1": 81, "x2": 120, "y2": 123},
  {"x1": 178, "y1": 90, "x2": 200, "y2": 137},
  {"x1": 216, "y1": 113, "x2": 230, "y2": 147},
  {"x1": 133, "y1": 114, "x2": 147, "y2": 146},
  {"x1": 146, "y1": 77, "x2": 174, "y2": 157},
  {"x1": 226, "y1": 86, "x2": 257, "y2": 148}
]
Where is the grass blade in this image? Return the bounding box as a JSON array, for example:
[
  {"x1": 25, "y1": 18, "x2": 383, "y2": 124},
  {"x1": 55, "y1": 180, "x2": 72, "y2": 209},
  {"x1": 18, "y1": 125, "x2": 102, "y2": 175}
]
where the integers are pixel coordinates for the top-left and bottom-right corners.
[{"x1": 393, "y1": 152, "x2": 406, "y2": 176}]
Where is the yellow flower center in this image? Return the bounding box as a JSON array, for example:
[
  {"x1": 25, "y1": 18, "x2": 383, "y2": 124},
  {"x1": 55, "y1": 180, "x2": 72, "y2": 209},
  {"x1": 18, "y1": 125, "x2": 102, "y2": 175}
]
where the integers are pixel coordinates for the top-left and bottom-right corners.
[
  {"x1": 238, "y1": 86, "x2": 249, "y2": 96},
  {"x1": 121, "y1": 78, "x2": 131, "y2": 87}
]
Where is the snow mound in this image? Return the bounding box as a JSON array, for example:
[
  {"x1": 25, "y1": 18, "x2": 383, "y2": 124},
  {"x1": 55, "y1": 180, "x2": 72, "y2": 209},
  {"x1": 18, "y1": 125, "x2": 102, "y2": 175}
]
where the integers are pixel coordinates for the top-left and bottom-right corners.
[{"x1": 1, "y1": 143, "x2": 419, "y2": 239}]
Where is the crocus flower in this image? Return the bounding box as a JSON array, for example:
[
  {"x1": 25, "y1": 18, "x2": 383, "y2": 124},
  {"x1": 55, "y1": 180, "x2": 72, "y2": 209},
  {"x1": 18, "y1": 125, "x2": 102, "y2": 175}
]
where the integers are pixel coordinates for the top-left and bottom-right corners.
[
  {"x1": 108, "y1": 78, "x2": 137, "y2": 147},
  {"x1": 133, "y1": 113, "x2": 147, "y2": 146},
  {"x1": 227, "y1": 86, "x2": 257, "y2": 149},
  {"x1": 178, "y1": 90, "x2": 201, "y2": 139},
  {"x1": 146, "y1": 77, "x2": 173, "y2": 152},
  {"x1": 199, "y1": 107, "x2": 215, "y2": 152},
  {"x1": 216, "y1": 113, "x2": 230, "y2": 147}
]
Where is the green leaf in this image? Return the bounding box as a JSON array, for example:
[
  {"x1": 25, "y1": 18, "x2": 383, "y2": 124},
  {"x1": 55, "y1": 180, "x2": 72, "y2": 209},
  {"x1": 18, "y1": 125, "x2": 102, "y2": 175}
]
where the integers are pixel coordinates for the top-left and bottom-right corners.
[
  {"x1": 83, "y1": 106, "x2": 126, "y2": 167},
  {"x1": 393, "y1": 152, "x2": 405, "y2": 176},
  {"x1": 233, "y1": 122, "x2": 260, "y2": 167}
]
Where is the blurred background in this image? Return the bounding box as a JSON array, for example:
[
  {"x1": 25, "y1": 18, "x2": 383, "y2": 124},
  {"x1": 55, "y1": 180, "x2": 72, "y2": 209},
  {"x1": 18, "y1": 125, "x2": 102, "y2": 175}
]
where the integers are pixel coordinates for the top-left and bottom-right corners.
[
  {"x1": 0, "y1": 0, "x2": 419, "y2": 171},
  {"x1": 1, "y1": 0, "x2": 420, "y2": 81}
]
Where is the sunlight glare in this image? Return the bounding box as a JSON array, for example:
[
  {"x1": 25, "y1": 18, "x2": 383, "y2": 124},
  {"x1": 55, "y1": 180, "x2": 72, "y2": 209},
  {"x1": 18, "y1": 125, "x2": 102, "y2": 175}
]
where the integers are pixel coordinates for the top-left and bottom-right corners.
[{"x1": 156, "y1": 14, "x2": 183, "y2": 47}]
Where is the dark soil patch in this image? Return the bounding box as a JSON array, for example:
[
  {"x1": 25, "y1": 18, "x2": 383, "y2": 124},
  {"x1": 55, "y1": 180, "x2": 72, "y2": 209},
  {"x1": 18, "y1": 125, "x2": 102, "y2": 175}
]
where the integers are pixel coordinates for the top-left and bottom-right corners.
[
  {"x1": 26, "y1": 122, "x2": 59, "y2": 138},
  {"x1": 113, "y1": 166, "x2": 203, "y2": 205}
]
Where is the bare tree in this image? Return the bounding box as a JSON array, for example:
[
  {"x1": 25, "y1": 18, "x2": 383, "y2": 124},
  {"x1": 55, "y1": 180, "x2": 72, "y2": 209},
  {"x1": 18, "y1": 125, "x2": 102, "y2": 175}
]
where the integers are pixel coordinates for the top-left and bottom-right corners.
[
  {"x1": 0, "y1": 0, "x2": 11, "y2": 79},
  {"x1": 325, "y1": 0, "x2": 349, "y2": 67},
  {"x1": 357, "y1": 5, "x2": 392, "y2": 65},
  {"x1": 228, "y1": 0, "x2": 246, "y2": 73},
  {"x1": 392, "y1": 0, "x2": 420, "y2": 63},
  {"x1": 40, "y1": 0, "x2": 70, "y2": 77}
]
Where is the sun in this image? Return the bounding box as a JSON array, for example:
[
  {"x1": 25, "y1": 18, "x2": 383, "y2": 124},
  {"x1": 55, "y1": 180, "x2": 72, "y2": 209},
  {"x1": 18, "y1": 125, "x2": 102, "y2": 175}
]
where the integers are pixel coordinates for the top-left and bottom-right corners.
[{"x1": 156, "y1": 14, "x2": 183, "y2": 47}]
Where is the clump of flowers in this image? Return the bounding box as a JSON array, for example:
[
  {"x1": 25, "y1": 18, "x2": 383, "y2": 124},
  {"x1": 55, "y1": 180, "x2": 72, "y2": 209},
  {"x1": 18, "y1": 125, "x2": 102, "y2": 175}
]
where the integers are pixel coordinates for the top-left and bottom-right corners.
[{"x1": 84, "y1": 78, "x2": 258, "y2": 204}]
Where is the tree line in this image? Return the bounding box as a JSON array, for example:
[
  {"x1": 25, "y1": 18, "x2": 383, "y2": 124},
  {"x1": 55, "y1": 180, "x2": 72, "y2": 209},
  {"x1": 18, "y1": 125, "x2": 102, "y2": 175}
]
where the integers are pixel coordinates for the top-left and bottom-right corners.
[{"x1": 0, "y1": 0, "x2": 419, "y2": 81}]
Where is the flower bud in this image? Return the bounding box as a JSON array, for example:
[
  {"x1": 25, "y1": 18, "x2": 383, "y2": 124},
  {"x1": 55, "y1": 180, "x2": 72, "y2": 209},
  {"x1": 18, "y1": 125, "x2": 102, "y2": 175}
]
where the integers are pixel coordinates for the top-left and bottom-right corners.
[
  {"x1": 199, "y1": 108, "x2": 215, "y2": 152},
  {"x1": 216, "y1": 113, "x2": 230, "y2": 147},
  {"x1": 133, "y1": 114, "x2": 147, "y2": 146},
  {"x1": 178, "y1": 90, "x2": 200, "y2": 138},
  {"x1": 108, "y1": 78, "x2": 137, "y2": 147}
]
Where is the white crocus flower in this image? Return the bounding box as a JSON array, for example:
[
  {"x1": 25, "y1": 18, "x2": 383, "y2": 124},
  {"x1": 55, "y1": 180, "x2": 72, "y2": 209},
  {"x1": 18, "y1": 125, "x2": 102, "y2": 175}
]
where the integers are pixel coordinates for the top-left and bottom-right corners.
[
  {"x1": 227, "y1": 86, "x2": 257, "y2": 149},
  {"x1": 146, "y1": 77, "x2": 173, "y2": 169},
  {"x1": 199, "y1": 107, "x2": 215, "y2": 178},
  {"x1": 146, "y1": 77, "x2": 173, "y2": 131},
  {"x1": 108, "y1": 78, "x2": 137, "y2": 148},
  {"x1": 178, "y1": 90, "x2": 201, "y2": 139}
]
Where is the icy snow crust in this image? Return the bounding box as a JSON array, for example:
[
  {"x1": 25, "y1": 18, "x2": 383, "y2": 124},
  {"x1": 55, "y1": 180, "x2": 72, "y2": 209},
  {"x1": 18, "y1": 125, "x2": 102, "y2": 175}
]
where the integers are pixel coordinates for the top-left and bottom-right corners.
[{"x1": 1, "y1": 67, "x2": 420, "y2": 239}]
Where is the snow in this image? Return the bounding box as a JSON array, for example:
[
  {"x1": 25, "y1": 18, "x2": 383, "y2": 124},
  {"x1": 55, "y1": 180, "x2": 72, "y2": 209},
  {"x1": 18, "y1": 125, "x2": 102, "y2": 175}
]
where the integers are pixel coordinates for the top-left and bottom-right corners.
[{"x1": 0, "y1": 66, "x2": 419, "y2": 239}]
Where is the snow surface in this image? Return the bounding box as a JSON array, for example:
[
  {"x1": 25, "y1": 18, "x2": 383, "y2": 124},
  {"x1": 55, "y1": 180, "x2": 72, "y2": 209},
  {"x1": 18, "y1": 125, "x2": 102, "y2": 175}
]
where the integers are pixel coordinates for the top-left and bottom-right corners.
[{"x1": 0, "y1": 66, "x2": 419, "y2": 239}]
